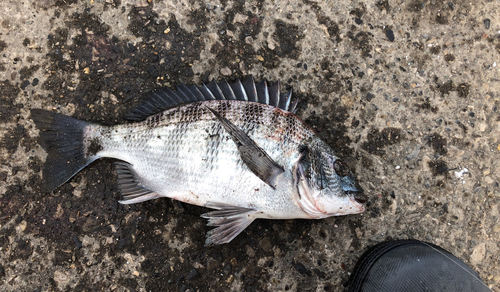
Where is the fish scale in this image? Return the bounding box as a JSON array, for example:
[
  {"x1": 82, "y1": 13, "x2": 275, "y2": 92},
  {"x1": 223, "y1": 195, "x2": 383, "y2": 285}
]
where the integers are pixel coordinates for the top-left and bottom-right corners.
[{"x1": 31, "y1": 77, "x2": 366, "y2": 245}]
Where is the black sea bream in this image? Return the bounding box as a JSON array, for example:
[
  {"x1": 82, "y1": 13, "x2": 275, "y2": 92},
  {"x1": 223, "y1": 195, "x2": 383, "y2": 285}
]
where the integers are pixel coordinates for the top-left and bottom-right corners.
[{"x1": 31, "y1": 77, "x2": 367, "y2": 245}]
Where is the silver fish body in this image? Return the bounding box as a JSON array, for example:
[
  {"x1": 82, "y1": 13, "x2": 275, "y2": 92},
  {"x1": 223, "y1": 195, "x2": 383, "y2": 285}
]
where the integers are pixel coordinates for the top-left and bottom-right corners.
[{"x1": 31, "y1": 78, "x2": 366, "y2": 245}]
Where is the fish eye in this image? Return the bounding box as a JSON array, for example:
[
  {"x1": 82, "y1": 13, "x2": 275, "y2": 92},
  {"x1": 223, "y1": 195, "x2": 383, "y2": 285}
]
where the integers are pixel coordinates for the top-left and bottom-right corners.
[{"x1": 333, "y1": 160, "x2": 350, "y2": 177}]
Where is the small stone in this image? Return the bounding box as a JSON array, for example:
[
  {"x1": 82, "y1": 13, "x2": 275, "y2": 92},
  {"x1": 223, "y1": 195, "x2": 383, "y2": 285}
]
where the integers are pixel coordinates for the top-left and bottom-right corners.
[
  {"x1": 267, "y1": 41, "x2": 275, "y2": 50},
  {"x1": 16, "y1": 220, "x2": 27, "y2": 232},
  {"x1": 395, "y1": 165, "x2": 401, "y2": 170},
  {"x1": 164, "y1": 28, "x2": 170, "y2": 34},
  {"x1": 386, "y1": 29, "x2": 395, "y2": 42},
  {"x1": 245, "y1": 36, "x2": 253, "y2": 45},
  {"x1": 293, "y1": 262, "x2": 311, "y2": 276},
  {"x1": 187, "y1": 268, "x2": 199, "y2": 280},
  {"x1": 230, "y1": 258, "x2": 237, "y2": 266},
  {"x1": 32, "y1": 78, "x2": 39, "y2": 86},
  {"x1": 246, "y1": 245, "x2": 255, "y2": 258},
  {"x1": 83, "y1": 67, "x2": 90, "y2": 74},
  {"x1": 133, "y1": 271, "x2": 139, "y2": 276},
  {"x1": 484, "y1": 18, "x2": 491, "y2": 30},
  {"x1": 256, "y1": 55, "x2": 264, "y2": 62},
  {"x1": 53, "y1": 270, "x2": 70, "y2": 285},
  {"x1": 233, "y1": 13, "x2": 248, "y2": 24},
  {"x1": 470, "y1": 243, "x2": 486, "y2": 264},
  {"x1": 21, "y1": 80, "x2": 30, "y2": 90},
  {"x1": 220, "y1": 67, "x2": 231, "y2": 76},
  {"x1": 497, "y1": 144, "x2": 500, "y2": 151},
  {"x1": 484, "y1": 176, "x2": 494, "y2": 184}
]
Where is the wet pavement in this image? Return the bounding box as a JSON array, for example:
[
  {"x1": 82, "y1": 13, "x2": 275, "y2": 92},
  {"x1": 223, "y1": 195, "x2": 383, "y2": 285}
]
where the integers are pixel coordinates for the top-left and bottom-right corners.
[{"x1": 0, "y1": 0, "x2": 499, "y2": 291}]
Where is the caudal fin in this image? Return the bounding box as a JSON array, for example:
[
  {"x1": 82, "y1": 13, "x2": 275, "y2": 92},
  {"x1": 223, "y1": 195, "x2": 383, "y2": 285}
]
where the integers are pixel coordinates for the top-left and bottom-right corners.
[{"x1": 30, "y1": 109, "x2": 97, "y2": 192}]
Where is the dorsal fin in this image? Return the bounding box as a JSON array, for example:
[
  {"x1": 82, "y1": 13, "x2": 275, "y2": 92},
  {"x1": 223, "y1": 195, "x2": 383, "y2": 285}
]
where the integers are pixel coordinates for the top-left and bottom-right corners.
[{"x1": 126, "y1": 76, "x2": 297, "y2": 121}]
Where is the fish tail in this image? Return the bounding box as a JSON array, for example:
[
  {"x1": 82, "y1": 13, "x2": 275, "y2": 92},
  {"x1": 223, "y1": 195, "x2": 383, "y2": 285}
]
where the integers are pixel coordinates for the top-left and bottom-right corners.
[{"x1": 30, "y1": 109, "x2": 97, "y2": 192}]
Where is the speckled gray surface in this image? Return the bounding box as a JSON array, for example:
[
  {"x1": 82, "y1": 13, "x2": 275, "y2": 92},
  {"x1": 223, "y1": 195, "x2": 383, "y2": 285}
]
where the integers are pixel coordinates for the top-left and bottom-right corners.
[{"x1": 1, "y1": 0, "x2": 499, "y2": 291}]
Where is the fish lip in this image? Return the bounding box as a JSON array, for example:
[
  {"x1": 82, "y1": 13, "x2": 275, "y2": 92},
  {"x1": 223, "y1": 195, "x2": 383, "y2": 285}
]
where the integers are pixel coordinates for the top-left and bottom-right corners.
[
  {"x1": 352, "y1": 192, "x2": 368, "y2": 204},
  {"x1": 349, "y1": 197, "x2": 366, "y2": 213}
]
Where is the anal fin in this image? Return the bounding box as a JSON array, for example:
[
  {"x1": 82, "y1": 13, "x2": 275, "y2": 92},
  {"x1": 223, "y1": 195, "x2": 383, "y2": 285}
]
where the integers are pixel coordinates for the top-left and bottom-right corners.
[
  {"x1": 201, "y1": 202, "x2": 256, "y2": 246},
  {"x1": 115, "y1": 161, "x2": 161, "y2": 204}
]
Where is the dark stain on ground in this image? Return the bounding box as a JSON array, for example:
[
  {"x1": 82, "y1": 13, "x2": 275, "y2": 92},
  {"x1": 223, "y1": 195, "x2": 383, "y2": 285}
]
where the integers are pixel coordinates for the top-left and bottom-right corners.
[
  {"x1": 302, "y1": 98, "x2": 353, "y2": 158},
  {"x1": 0, "y1": 125, "x2": 26, "y2": 154},
  {"x1": 0, "y1": 40, "x2": 6, "y2": 52},
  {"x1": 361, "y1": 128, "x2": 403, "y2": 156},
  {"x1": 347, "y1": 218, "x2": 363, "y2": 249},
  {"x1": 41, "y1": 8, "x2": 203, "y2": 124},
  {"x1": 414, "y1": 97, "x2": 438, "y2": 113},
  {"x1": 444, "y1": 54, "x2": 455, "y2": 62},
  {"x1": 347, "y1": 30, "x2": 373, "y2": 58},
  {"x1": 19, "y1": 65, "x2": 40, "y2": 81},
  {"x1": 304, "y1": 0, "x2": 342, "y2": 43},
  {"x1": 376, "y1": 0, "x2": 390, "y2": 11},
  {"x1": 436, "y1": 11, "x2": 449, "y2": 25},
  {"x1": 209, "y1": 2, "x2": 270, "y2": 73},
  {"x1": 456, "y1": 83, "x2": 470, "y2": 98},
  {"x1": 437, "y1": 81, "x2": 454, "y2": 96},
  {"x1": 434, "y1": 80, "x2": 471, "y2": 98},
  {"x1": 0, "y1": 80, "x2": 21, "y2": 122},
  {"x1": 428, "y1": 159, "x2": 449, "y2": 177},
  {"x1": 274, "y1": 20, "x2": 304, "y2": 59},
  {"x1": 428, "y1": 133, "x2": 447, "y2": 156}
]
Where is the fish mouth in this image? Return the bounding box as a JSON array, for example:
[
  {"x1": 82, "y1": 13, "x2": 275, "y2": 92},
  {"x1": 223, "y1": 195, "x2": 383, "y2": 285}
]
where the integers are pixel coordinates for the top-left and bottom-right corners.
[{"x1": 353, "y1": 192, "x2": 368, "y2": 204}]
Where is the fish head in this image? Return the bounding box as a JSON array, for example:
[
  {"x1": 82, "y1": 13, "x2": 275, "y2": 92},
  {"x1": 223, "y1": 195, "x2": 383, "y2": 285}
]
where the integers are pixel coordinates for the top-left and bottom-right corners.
[{"x1": 293, "y1": 140, "x2": 366, "y2": 218}]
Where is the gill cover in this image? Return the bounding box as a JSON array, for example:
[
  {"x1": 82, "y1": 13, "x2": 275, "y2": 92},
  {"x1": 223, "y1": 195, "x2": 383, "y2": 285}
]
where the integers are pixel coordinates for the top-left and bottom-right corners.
[{"x1": 292, "y1": 143, "x2": 365, "y2": 217}]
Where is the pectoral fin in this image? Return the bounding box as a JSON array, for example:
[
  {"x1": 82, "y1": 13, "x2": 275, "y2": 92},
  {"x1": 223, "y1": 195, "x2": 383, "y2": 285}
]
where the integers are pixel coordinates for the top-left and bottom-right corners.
[
  {"x1": 115, "y1": 161, "x2": 161, "y2": 204},
  {"x1": 206, "y1": 107, "x2": 284, "y2": 188},
  {"x1": 201, "y1": 202, "x2": 257, "y2": 246}
]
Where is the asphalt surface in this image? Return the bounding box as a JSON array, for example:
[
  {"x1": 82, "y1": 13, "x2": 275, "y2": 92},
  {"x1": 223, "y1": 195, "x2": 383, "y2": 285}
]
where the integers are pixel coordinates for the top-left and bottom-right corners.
[{"x1": 0, "y1": 0, "x2": 499, "y2": 291}]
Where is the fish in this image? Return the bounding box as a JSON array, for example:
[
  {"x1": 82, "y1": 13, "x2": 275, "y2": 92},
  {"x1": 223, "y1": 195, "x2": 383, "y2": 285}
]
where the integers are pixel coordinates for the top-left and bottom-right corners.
[{"x1": 30, "y1": 76, "x2": 367, "y2": 246}]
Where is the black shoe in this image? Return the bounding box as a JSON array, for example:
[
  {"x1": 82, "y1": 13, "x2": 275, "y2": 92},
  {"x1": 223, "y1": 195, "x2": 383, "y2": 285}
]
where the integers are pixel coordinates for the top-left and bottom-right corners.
[{"x1": 347, "y1": 239, "x2": 491, "y2": 292}]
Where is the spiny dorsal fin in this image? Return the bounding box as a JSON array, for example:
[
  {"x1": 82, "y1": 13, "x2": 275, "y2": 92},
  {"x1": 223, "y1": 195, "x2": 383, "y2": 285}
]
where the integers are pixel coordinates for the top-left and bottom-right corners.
[{"x1": 126, "y1": 76, "x2": 297, "y2": 121}]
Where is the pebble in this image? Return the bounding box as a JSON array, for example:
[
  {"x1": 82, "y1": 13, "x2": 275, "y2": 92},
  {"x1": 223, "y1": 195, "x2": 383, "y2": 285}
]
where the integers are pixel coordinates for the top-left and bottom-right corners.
[
  {"x1": 245, "y1": 36, "x2": 253, "y2": 45},
  {"x1": 187, "y1": 268, "x2": 199, "y2": 280},
  {"x1": 20, "y1": 80, "x2": 30, "y2": 90},
  {"x1": 470, "y1": 243, "x2": 486, "y2": 264},
  {"x1": 133, "y1": 271, "x2": 139, "y2": 276},
  {"x1": 53, "y1": 270, "x2": 70, "y2": 285},
  {"x1": 293, "y1": 262, "x2": 311, "y2": 276},
  {"x1": 484, "y1": 18, "x2": 491, "y2": 30},
  {"x1": 220, "y1": 67, "x2": 231, "y2": 76},
  {"x1": 246, "y1": 245, "x2": 256, "y2": 258},
  {"x1": 386, "y1": 29, "x2": 395, "y2": 42},
  {"x1": 233, "y1": 13, "x2": 248, "y2": 24},
  {"x1": 16, "y1": 220, "x2": 27, "y2": 232}
]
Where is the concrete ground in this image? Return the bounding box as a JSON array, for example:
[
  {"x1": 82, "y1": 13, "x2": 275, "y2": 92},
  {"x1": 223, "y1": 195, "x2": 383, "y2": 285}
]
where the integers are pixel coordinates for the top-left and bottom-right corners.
[{"x1": 1, "y1": 0, "x2": 499, "y2": 291}]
